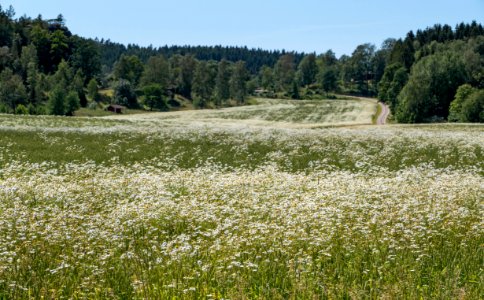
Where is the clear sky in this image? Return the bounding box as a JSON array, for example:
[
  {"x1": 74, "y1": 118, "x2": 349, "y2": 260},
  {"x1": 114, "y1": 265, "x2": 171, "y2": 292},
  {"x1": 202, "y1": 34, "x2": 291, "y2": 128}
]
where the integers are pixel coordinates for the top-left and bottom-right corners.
[{"x1": 3, "y1": 0, "x2": 483, "y2": 57}]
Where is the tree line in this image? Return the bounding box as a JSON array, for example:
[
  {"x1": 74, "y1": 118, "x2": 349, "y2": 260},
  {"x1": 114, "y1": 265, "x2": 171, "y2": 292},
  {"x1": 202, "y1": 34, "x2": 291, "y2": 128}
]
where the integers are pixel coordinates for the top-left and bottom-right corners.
[{"x1": 0, "y1": 4, "x2": 482, "y2": 122}]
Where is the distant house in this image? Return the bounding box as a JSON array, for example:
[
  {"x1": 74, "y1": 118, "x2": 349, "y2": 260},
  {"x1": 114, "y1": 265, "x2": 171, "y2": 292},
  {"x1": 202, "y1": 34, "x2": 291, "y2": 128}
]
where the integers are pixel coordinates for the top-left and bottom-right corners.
[{"x1": 106, "y1": 104, "x2": 126, "y2": 114}]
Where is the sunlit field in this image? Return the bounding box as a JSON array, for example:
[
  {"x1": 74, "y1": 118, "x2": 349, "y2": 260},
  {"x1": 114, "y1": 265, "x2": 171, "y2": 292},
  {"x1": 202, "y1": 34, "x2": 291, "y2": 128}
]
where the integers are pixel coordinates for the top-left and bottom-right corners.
[{"x1": 0, "y1": 99, "x2": 482, "y2": 299}]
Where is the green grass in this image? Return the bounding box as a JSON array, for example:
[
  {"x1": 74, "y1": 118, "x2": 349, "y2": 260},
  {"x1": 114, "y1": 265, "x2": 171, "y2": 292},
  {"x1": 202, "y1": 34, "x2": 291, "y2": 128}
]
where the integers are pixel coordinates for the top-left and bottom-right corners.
[
  {"x1": 0, "y1": 105, "x2": 483, "y2": 299},
  {"x1": 0, "y1": 125, "x2": 481, "y2": 172}
]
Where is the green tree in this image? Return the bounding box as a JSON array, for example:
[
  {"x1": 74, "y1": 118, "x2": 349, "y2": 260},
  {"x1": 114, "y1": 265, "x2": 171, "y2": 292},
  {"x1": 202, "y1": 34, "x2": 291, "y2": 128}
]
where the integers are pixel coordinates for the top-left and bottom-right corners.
[
  {"x1": 448, "y1": 84, "x2": 476, "y2": 122},
  {"x1": 320, "y1": 68, "x2": 338, "y2": 94},
  {"x1": 15, "y1": 104, "x2": 28, "y2": 115},
  {"x1": 274, "y1": 54, "x2": 295, "y2": 92},
  {"x1": 114, "y1": 79, "x2": 138, "y2": 108},
  {"x1": 143, "y1": 84, "x2": 166, "y2": 111},
  {"x1": 230, "y1": 61, "x2": 248, "y2": 104},
  {"x1": 48, "y1": 86, "x2": 65, "y2": 115},
  {"x1": 49, "y1": 30, "x2": 70, "y2": 70},
  {"x1": 178, "y1": 55, "x2": 197, "y2": 99},
  {"x1": 140, "y1": 55, "x2": 170, "y2": 88},
  {"x1": 71, "y1": 69, "x2": 87, "y2": 107},
  {"x1": 298, "y1": 54, "x2": 318, "y2": 86},
  {"x1": 215, "y1": 59, "x2": 231, "y2": 106},
  {"x1": 29, "y1": 25, "x2": 52, "y2": 73},
  {"x1": 259, "y1": 65, "x2": 273, "y2": 91},
  {"x1": 0, "y1": 68, "x2": 27, "y2": 112},
  {"x1": 51, "y1": 60, "x2": 73, "y2": 90},
  {"x1": 319, "y1": 50, "x2": 338, "y2": 68},
  {"x1": 87, "y1": 78, "x2": 99, "y2": 102},
  {"x1": 113, "y1": 54, "x2": 144, "y2": 86},
  {"x1": 192, "y1": 60, "x2": 216, "y2": 108},
  {"x1": 460, "y1": 89, "x2": 484, "y2": 122},
  {"x1": 396, "y1": 51, "x2": 467, "y2": 122},
  {"x1": 70, "y1": 37, "x2": 100, "y2": 83},
  {"x1": 449, "y1": 84, "x2": 483, "y2": 122},
  {"x1": 19, "y1": 44, "x2": 38, "y2": 77},
  {"x1": 0, "y1": 5, "x2": 14, "y2": 47},
  {"x1": 65, "y1": 90, "x2": 80, "y2": 116},
  {"x1": 348, "y1": 43, "x2": 376, "y2": 95},
  {"x1": 386, "y1": 67, "x2": 408, "y2": 112},
  {"x1": 378, "y1": 63, "x2": 404, "y2": 103}
]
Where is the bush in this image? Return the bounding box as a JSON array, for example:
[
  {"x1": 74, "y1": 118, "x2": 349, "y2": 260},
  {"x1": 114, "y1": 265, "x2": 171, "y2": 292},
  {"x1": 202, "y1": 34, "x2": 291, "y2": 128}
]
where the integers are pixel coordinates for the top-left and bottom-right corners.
[{"x1": 15, "y1": 104, "x2": 29, "y2": 115}]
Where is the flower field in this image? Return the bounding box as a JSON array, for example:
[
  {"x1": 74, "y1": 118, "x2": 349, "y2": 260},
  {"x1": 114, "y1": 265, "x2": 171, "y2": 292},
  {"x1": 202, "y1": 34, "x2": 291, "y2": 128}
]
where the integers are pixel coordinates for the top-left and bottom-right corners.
[{"x1": 0, "y1": 100, "x2": 483, "y2": 299}]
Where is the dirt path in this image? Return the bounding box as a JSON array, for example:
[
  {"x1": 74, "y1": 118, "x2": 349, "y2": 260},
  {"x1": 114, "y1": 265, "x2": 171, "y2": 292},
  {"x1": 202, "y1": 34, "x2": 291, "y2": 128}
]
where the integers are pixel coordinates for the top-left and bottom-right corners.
[{"x1": 377, "y1": 102, "x2": 390, "y2": 125}]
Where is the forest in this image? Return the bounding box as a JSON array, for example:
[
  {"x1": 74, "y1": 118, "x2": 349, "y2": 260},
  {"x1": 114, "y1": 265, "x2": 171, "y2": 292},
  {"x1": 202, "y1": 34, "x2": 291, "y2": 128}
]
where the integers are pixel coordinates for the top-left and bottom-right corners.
[{"x1": 0, "y1": 4, "x2": 482, "y2": 122}]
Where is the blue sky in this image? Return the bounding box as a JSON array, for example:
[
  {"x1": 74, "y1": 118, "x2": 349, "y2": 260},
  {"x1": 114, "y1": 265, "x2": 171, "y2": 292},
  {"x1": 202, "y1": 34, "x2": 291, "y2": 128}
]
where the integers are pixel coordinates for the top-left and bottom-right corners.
[{"x1": 4, "y1": 0, "x2": 483, "y2": 57}]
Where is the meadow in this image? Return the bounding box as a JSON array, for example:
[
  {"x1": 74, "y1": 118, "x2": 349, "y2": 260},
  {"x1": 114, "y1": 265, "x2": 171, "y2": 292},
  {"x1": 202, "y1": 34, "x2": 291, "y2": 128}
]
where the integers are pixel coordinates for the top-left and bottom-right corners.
[{"x1": 0, "y1": 98, "x2": 482, "y2": 299}]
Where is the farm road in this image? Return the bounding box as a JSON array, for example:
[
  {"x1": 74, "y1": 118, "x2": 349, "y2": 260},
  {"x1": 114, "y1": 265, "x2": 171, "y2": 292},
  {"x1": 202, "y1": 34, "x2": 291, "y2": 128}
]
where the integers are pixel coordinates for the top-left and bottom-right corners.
[{"x1": 377, "y1": 102, "x2": 390, "y2": 125}]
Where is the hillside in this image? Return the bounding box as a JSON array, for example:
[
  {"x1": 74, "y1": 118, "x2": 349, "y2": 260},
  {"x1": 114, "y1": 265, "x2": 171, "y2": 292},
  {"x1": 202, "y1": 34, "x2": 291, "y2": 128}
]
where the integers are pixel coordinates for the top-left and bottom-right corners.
[{"x1": 0, "y1": 4, "x2": 482, "y2": 122}]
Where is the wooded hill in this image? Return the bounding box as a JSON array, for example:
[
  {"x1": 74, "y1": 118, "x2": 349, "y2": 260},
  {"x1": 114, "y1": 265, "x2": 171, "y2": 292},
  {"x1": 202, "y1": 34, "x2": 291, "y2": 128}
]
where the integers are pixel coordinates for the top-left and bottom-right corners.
[{"x1": 0, "y1": 4, "x2": 482, "y2": 122}]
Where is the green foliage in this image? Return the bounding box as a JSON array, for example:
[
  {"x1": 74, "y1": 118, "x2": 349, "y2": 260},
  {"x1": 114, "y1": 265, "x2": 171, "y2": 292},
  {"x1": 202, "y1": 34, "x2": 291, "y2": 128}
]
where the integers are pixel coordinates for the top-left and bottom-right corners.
[
  {"x1": 168, "y1": 54, "x2": 199, "y2": 100},
  {"x1": 386, "y1": 67, "x2": 408, "y2": 112},
  {"x1": 448, "y1": 84, "x2": 476, "y2": 122},
  {"x1": 69, "y1": 36, "x2": 101, "y2": 82},
  {"x1": 461, "y1": 89, "x2": 484, "y2": 122},
  {"x1": 65, "y1": 90, "x2": 80, "y2": 116},
  {"x1": 48, "y1": 87, "x2": 66, "y2": 115},
  {"x1": 14, "y1": 103, "x2": 28, "y2": 115},
  {"x1": 192, "y1": 60, "x2": 216, "y2": 108},
  {"x1": 450, "y1": 85, "x2": 484, "y2": 122},
  {"x1": 51, "y1": 60, "x2": 73, "y2": 90},
  {"x1": 378, "y1": 63, "x2": 402, "y2": 101},
  {"x1": 215, "y1": 59, "x2": 231, "y2": 106},
  {"x1": 396, "y1": 51, "x2": 467, "y2": 123},
  {"x1": 346, "y1": 43, "x2": 376, "y2": 95},
  {"x1": 258, "y1": 65, "x2": 273, "y2": 91},
  {"x1": 142, "y1": 83, "x2": 167, "y2": 110},
  {"x1": 140, "y1": 55, "x2": 170, "y2": 88},
  {"x1": 297, "y1": 53, "x2": 318, "y2": 86},
  {"x1": 320, "y1": 68, "x2": 338, "y2": 94},
  {"x1": 113, "y1": 54, "x2": 144, "y2": 86},
  {"x1": 87, "y1": 78, "x2": 99, "y2": 102},
  {"x1": 230, "y1": 61, "x2": 249, "y2": 104},
  {"x1": 114, "y1": 79, "x2": 138, "y2": 108},
  {"x1": 274, "y1": 54, "x2": 295, "y2": 91},
  {"x1": 0, "y1": 68, "x2": 27, "y2": 112}
]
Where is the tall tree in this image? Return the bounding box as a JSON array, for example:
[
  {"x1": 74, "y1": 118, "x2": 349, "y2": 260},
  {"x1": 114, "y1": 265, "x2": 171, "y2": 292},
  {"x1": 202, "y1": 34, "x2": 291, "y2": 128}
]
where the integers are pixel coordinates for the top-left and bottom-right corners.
[
  {"x1": 259, "y1": 65, "x2": 273, "y2": 91},
  {"x1": 70, "y1": 36, "x2": 100, "y2": 82},
  {"x1": 297, "y1": 53, "x2": 318, "y2": 86},
  {"x1": 230, "y1": 61, "x2": 249, "y2": 104},
  {"x1": 178, "y1": 55, "x2": 197, "y2": 99},
  {"x1": 48, "y1": 86, "x2": 65, "y2": 115},
  {"x1": 320, "y1": 68, "x2": 338, "y2": 94},
  {"x1": 140, "y1": 55, "x2": 170, "y2": 88},
  {"x1": 274, "y1": 54, "x2": 295, "y2": 91},
  {"x1": 114, "y1": 79, "x2": 138, "y2": 108},
  {"x1": 0, "y1": 68, "x2": 27, "y2": 112},
  {"x1": 396, "y1": 51, "x2": 467, "y2": 122},
  {"x1": 192, "y1": 60, "x2": 216, "y2": 108},
  {"x1": 65, "y1": 90, "x2": 80, "y2": 116},
  {"x1": 215, "y1": 59, "x2": 231, "y2": 106},
  {"x1": 87, "y1": 78, "x2": 99, "y2": 102},
  {"x1": 143, "y1": 84, "x2": 166, "y2": 111},
  {"x1": 113, "y1": 54, "x2": 144, "y2": 86},
  {"x1": 348, "y1": 43, "x2": 376, "y2": 95}
]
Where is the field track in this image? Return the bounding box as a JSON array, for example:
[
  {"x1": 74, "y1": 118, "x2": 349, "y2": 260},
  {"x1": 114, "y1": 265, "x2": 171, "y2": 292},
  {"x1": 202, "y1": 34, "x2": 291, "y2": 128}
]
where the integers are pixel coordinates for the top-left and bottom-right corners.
[{"x1": 377, "y1": 102, "x2": 390, "y2": 125}]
